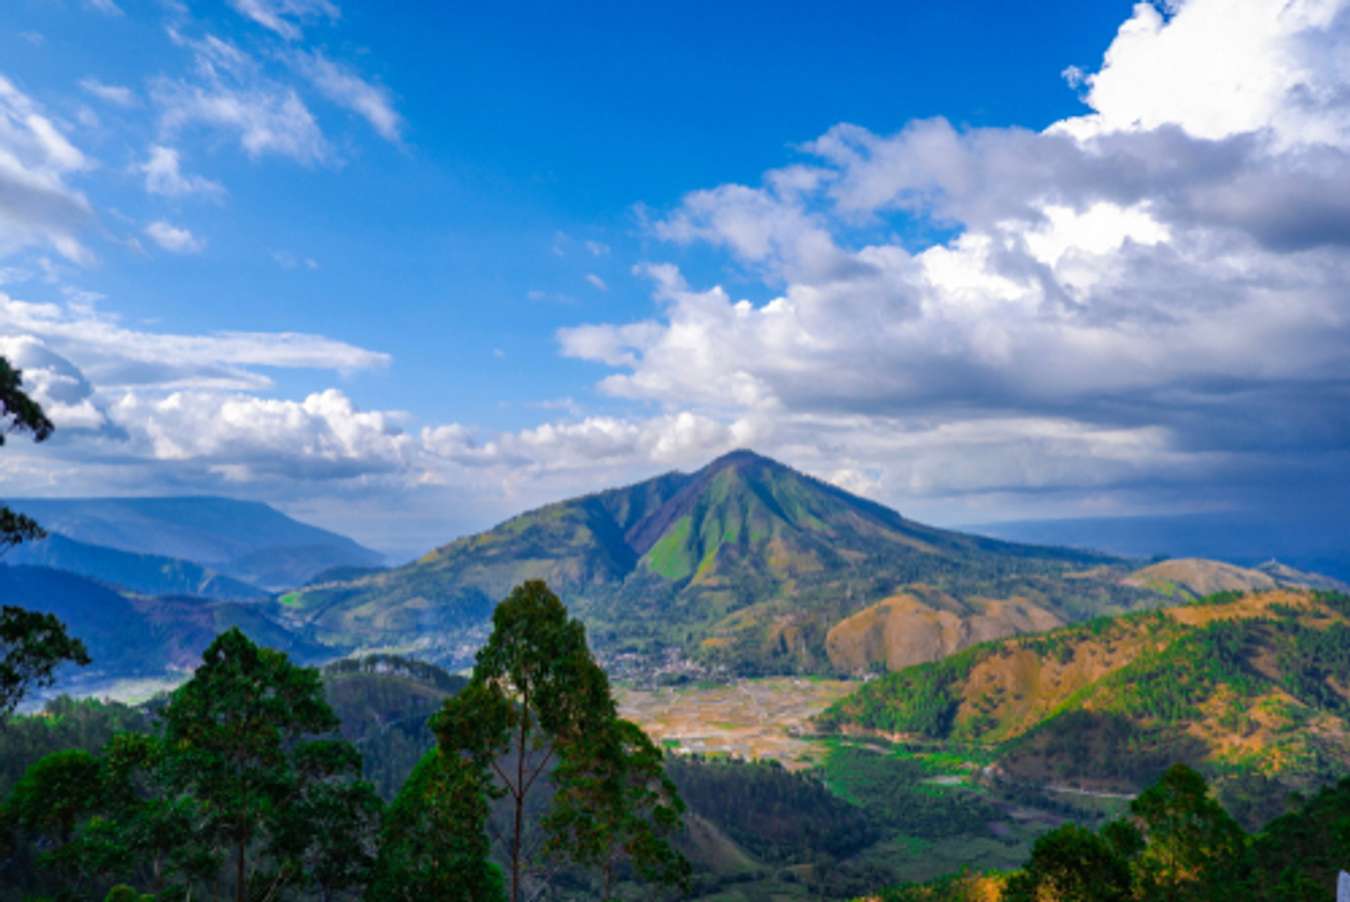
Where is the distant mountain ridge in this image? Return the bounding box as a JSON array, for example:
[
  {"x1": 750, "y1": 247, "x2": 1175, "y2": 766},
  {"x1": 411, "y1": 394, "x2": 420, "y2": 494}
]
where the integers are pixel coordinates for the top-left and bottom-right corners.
[
  {"x1": 285, "y1": 450, "x2": 1161, "y2": 674},
  {"x1": 0, "y1": 564, "x2": 325, "y2": 699},
  {"x1": 970, "y1": 512, "x2": 1350, "y2": 582},
  {"x1": 4, "y1": 495, "x2": 384, "y2": 589},
  {"x1": 6, "y1": 532, "x2": 266, "y2": 600}
]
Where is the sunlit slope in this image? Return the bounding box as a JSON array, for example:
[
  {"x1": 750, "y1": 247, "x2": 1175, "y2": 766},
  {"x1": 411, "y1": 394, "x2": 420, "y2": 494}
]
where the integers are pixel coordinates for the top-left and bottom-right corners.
[
  {"x1": 820, "y1": 589, "x2": 1350, "y2": 813},
  {"x1": 286, "y1": 450, "x2": 1137, "y2": 672}
]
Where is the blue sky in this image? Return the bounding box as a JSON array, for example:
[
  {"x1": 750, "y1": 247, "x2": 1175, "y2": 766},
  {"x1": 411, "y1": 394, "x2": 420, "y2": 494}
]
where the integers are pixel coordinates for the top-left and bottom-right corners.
[{"x1": 2, "y1": 0, "x2": 1348, "y2": 557}]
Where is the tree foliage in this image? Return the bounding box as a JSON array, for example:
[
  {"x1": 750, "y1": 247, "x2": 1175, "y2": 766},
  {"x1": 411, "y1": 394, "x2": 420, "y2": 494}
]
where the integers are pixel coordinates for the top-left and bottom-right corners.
[
  {"x1": 2, "y1": 628, "x2": 379, "y2": 900},
  {"x1": 1003, "y1": 823, "x2": 1133, "y2": 902},
  {"x1": 161, "y1": 627, "x2": 380, "y2": 901},
  {"x1": 369, "y1": 748, "x2": 505, "y2": 901},
  {"x1": 0, "y1": 606, "x2": 91, "y2": 719},
  {"x1": 1129, "y1": 763, "x2": 1249, "y2": 898},
  {"x1": 436, "y1": 580, "x2": 689, "y2": 901},
  {"x1": 0, "y1": 357, "x2": 88, "y2": 719}
]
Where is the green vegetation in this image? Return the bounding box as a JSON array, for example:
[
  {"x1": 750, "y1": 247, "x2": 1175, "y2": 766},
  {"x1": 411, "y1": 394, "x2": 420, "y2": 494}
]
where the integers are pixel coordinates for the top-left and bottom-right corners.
[
  {"x1": 0, "y1": 581, "x2": 689, "y2": 902},
  {"x1": 822, "y1": 744, "x2": 996, "y2": 839},
  {"x1": 434, "y1": 580, "x2": 689, "y2": 902},
  {"x1": 321, "y1": 653, "x2": 467, "y2": 799},
  {"x1": 665, "y1": 755, "x2": 878, "y2": 863},
  {"x1": 818, "y1": 646, "x2": 985, "y2": 737},
  {"x1": 881, "y1": 764, "x2": 1350, "y2": 901},
  {"x1": 2, "y1": 629, "x2": 381, "y2": 900}
]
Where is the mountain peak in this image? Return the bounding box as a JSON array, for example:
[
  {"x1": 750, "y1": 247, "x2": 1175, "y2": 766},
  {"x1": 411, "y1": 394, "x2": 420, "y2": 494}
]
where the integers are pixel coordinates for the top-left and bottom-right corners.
[{"x1": 701, "y1": 448, "x2": 777, "y2": 473}]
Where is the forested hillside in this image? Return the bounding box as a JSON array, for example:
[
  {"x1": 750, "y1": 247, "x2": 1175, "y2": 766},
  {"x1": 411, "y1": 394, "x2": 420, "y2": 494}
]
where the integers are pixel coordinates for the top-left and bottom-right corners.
[{"x1": 821, "y1": 589, "x2": 1350, "y2": 825}]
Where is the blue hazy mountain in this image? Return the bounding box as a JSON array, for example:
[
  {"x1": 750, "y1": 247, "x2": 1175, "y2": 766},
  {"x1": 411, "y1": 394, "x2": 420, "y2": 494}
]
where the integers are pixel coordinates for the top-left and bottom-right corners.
[
  {"x1": 0, "y1": 565, "x2": 325, "y2": 695},
  {"x1": 7, "y1": 532, "x2": 266, "y2": 600},
  {"x1": 4, "y1": 496, "x2": 384, "y2": 590},
  {"x1": 968, "y1": 511, "x2": 1350, "y2": 582}
]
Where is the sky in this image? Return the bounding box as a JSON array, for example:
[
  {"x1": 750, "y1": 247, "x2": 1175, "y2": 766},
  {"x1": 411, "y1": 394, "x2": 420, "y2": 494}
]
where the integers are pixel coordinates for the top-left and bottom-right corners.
[{"x1": 1, "y1": 0, "x2": 1348, "y2": 559}]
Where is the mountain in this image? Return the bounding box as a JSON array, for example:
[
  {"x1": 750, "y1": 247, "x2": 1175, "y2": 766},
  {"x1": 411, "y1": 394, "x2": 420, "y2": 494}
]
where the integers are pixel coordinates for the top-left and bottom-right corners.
[
  {"x1": 968, "y1": 511, "x2": 1350, "y2": 582},
  {"x1": 284, "y1": 450, "x2": 1156, "y2": 674},
  {"x1": 819, "y1": 588, "x2": 1350, "y2": 826},
  {"x1": 4, "y1": 496, "x2": 385, "y2": 589},
  {"x1": 0, "y1": 564, "x2": 325, "y2": 697},
  {"x1": 6, "y1": 532, "x2": 266, "y2": 600}
]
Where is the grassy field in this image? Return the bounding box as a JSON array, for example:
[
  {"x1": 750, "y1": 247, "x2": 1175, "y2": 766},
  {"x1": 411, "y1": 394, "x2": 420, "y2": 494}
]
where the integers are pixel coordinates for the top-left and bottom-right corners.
[{"x1": 617, "y1": 677, "x2": 856, "y2": 767}]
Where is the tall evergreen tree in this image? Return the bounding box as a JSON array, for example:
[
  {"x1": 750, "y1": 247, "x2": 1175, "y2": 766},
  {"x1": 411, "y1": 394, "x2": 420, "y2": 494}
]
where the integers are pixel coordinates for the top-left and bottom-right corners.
[
  {"x1": 546, "y1": 717, "x2": 691, "y2": 899},
  {"x1": 162, "y1": 627, "x2": 380, "y2": 901},
  {"x1": 436, "y1": 580, "x2": 688, "y2": 902}
]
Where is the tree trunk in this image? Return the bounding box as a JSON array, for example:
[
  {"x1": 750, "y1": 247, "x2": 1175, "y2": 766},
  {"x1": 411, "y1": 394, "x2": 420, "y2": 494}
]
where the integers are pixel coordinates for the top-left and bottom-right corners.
[
  {"x1": 511, "y1": 688, "x2": 530, "y2": 902},
  {"x1": 236, "y1": 833, "x2": 246, "y2": 902}
]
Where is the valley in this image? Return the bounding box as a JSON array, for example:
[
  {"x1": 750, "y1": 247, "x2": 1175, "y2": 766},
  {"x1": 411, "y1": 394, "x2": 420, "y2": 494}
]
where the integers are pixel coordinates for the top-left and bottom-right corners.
[
  {"x1": 4, "y1": 452, "x2": 1347, "y2": 899},
  {"x1": 617, "y1": 677, "x2": 855, "y2": 767}
]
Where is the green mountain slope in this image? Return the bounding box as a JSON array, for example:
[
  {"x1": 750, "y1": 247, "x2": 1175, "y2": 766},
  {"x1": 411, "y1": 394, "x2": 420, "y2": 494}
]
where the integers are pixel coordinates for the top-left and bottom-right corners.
[
  {"x1": 285, "y1": 450, "x2": 1151, "y2": 674},
  {"x1": 7, "y1": 532, "x2": 266, "y2": 600},
  {"x1": 5, "y1": 496, "x2": 384, "y2": 589},
  {"x1": 819, "y1": 588, "x2": 1350, "y2": 825}
]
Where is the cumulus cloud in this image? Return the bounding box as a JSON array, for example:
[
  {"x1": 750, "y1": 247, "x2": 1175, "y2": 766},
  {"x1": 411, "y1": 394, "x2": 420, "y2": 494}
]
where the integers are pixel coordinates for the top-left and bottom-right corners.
[
  {"x1": 0, "y1": 74, "x2": 94, "y2": 264},
  {"x1": 113, "y1": 388, "x2": 412, "y2": 480},
  {"x1": 556, "y1": 0, "x2": 1350, "y2": 520},
  {"x1": 0, "y1": 335, "x2": 107, "y2": 431},
  {"x1": 138, "y1": 145, "x2": 224, "y2": 198},
  {"x1": 0, "y1": 287, "x2": 410, "y2": 494},
  {"x1": 584, "y1": 273, "x2": 608, "y2": 291},
  {"x1": 144, "y1": 220, "x2": 204, "y2": 253}
]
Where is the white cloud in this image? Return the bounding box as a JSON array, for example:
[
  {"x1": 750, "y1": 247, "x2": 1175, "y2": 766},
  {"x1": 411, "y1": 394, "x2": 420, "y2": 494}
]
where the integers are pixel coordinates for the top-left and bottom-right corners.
[
  {"x1": 295, "y1": 52, "x2": 402, "y2": 143},
  {"x1": 1055, "y1": 0, "x2": 1350, "y2": 149},
  {"x1": 0, "y1": 288, "x2": 406, "y2": 490},
  {"x1": 144, "y1": 220, "x2": 204, "y2": 254},
  {"x1": 79, "y1": 78, "x2": 136, "y2": 108},
  {"x1": 584, "y1": 273, "x2": 608, "y2": 291},
  {"x1": 0, "y1": 290, "x2": 389, "y2": 392},
  {"x1": 0, "y1": 335, "x2": 107, "y2": 431},
  {"x1": 585, "y1": 240, "x2": 610, "y2": 256},
  {"x1": 114, "y1": 388, "x2": 412, "y2": 480},
  {"x1": 154, "y1": 33, "x2": 329, "y2": 164},
  {"x1": 156, "y1": 79, "x2": 328, "y2": 164},
  {"x1": 272, "y1": 250, "x2": 319, "y2": 270},
  {"x1": 554, "y1": 0, "x2": 1350, "y2": 519},
  {"x1": 139, "y1": 145, "x2": 224, "y2": 198},
  {"x1": 228, "y1": 0, "x2": 340, "y2": 41},
  {"x1": 0, "y1": 74, "x2": 94, "y2": 264},
  {"x1": 85, "y1": 0, "x2": 123, "y2": 15}
]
